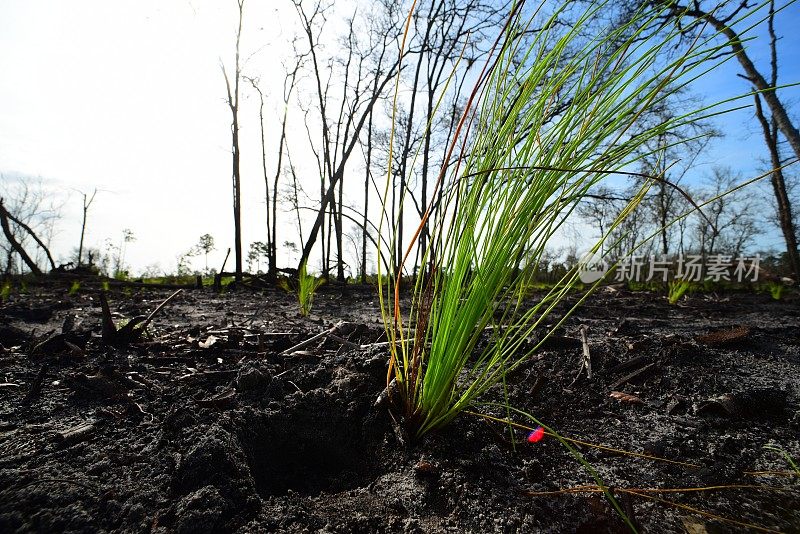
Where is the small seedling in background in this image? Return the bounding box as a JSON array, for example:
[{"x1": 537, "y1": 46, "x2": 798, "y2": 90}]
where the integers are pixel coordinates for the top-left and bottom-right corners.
[
  {"x1": 667, "y1": 280, "x2": 691, "y2": 304},
  {"x1": 68, "y1": 280, "x2": 81, "y2": 296},
  {"x1": 101, "y1": 280, "x2": 110, "y2": 292},
  {"x1": 767, "y1": 281, "x2": 785, "y2": 301},
  {"x1": 297, "y1": 262, "x2": 324, "y2": 316},
  {"x1": 0, "y1": 281, "x2": 11, "y2": 302},
  {"x1": 278, "y1": 263, "x2": 325, "y2": 317}
]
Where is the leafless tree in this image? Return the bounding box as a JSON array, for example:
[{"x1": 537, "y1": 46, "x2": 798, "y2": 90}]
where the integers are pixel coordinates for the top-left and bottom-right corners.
[
  {"x1": 248, "y1": 48, "x2": 307, "y2": 281},
  {"x1": 751, "y1": 0, "x2": 799, "y2": 283},
  {"x1": 221, "y1": 0, "x2": 245, "y2": 281},
  {"x1": 0, "y1": 199, "x2": 44, "y2": 274},
  {"x1": 111, "y1": 228, "x2": 136, "y2": 277},
  {"x1": 76, "y1": 188, "x2": 97, "y2": 267},
  {"x1": 391, "y1": 0, "x2": 510, "y2": 275},
  {"x1": 245, "y1": 75, "x2": 271, "y2": 272},
  {"x1": 292, "y1": 0, "x2": 404, "y2": 281},
  {"x1": 577, "y1": 186, "x2": 625, "y2": 256},
  {"x1": 0, "y1": 177, "x2": 59, "y2": 274},
  {"x1": 694, "y1": 167, "x2": 760, "y2": 256},
  {"x1": 633, "y1": 95, "x2": 716, "y2": 257},
  {"x1": 654, "y1": 0, "x2": 800, "y2": 164}
]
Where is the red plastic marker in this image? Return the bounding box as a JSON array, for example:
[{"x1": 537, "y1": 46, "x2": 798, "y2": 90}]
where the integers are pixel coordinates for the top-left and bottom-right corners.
[{"x1": 527, "y1": 426, "x2": 545, "y2": 443}]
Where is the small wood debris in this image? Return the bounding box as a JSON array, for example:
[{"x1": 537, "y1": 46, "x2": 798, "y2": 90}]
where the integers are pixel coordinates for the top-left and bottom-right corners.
[
  {"x1": 22, "y1": 364, "x2": 48, "y2": 405},
  {"x1": 695, "y1": 325, "x2": 750, "y2": 346},
  {"x1": 696, "y1": 388, "x2": 786, "y2": 419},
  {"x1": 610, "y1": 362, "x2": 657, "y2": 389},
  {"x1": 608, "y1": 355, "x2": 650, "y2": 374},
  {"x1": 609, "y1": 391, "x2": 644, "y2": 405},
  {"x1": 100, "y1": 289, "x2": 183, "y2": 347},
  {"x1": 63, "y1": 367, "x2": 146, "y2": 399},
  {"x1": 56, "y1": 420, "x2": 96, "y2": 446}
]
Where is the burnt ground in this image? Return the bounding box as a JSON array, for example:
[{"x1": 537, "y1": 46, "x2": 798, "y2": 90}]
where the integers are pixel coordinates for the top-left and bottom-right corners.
[{"x1": 0, "y1": 279, "x2": 798, "y2": 533}]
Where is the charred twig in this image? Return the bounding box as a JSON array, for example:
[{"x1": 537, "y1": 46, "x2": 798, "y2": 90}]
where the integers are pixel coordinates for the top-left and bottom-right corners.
[
  {"x1": 274, "y1": 366, "x2": 297, "y2": 379},
  {"x1": 194, "y1": 389, "x2": 237, "y2": 410},
  {"x1": 529, "y1": 375, "x2": 546, "y2": 400},
  {"x1": 610, "y1": 363, "x2": 657, "y2": 390},
  {"x1": 326, "y1": 333, "x2": 360, "y2": 349},
  {"x1": 139, "y1": 289, "x2": 183, "y2": 332},
  {"x1": 280, "y1": 321, "x2": 356, "y2": 355},
  {"x1": 579, "y1": 325, "x2": 592, "y2": 379},
  {"x1": 566, "y1": 325, "x2": 592, "y2": 390},
  {"x1": 177, "y1": 369, "x2": 236, "y2": 381},
  {"x1": 608, "y1": 355, "x2": 651, "y2": 374},
  {"x1": 359, "y1": 339, "x2": 413, "y2": 349},
  {"x1": 56, "y1": 420, "x2": 96, "y2": 446}
]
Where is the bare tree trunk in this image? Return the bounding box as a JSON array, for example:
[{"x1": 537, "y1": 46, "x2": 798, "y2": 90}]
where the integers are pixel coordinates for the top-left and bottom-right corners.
[
  {"x1": 362, "y1": 109, "x2": 374, "y2": 284},
  {"x1": 659, "y1": 181, "x2": 669, "y2": 256},
  {"x1": 322, "y1": 176, "x2": 329, "y2": 275},
  {"x1": 293, "y1": 0, "x2": 403, "y2": 274},
  {"x1": 750, "y1": 0, "x2": 800, "y2": 283},
  {"x1": 286, "y1": 146, "x2": 305, "y2": 247},
  {"x1": 265, "y1": 57, "x2": 304, "y2": 281},
  {"x1": 293, "y1": 1, "x2": 334, "y2": 276},
  {"x1": 336, "y1": 175, "x2": 345, "y2": 281},
  {"x1": 77, "y1": 189, "x2": 97, "y2": 267},
  {"x1": 0, "y1": 199, "x2": 43, "y2": 275},
  {"x1": 246, "y1": 77, "x2": 272, "y2": 280},
  {"x1": 395, "y1": 13, "x2": 431, "y2": 277},
  {"x1": 222, "y1": 0, "x2": 245, "y2": 282},
  {"x1": 296, "y1": 74, "x2": 400, "y2": 272},
  {"x1": 332, "y1": 23, "x2": 357, "y2": 283}
]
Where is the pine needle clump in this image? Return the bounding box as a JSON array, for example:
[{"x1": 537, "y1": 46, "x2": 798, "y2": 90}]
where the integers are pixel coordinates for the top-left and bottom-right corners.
[{"x1": 380, "y1": 0, "x2": 765, "y2": 438}]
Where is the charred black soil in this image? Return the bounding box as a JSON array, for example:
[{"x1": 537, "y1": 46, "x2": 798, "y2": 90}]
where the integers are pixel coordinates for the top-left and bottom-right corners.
[{"x1": 0, "y1": 280, "x2": 798, "y2": 533}]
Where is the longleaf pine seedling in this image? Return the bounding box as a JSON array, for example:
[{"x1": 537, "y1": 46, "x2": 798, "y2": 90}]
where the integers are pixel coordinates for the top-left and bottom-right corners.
[
  {"x1": 0, "y1": 281, "x2": 10, "y2": 302},
  {"x1": 667, "y1": 280, "x2": 692, "y2": 304},
  {"x1": 298, "y1": 262, "x2": 325, "y2": 316},
  {"x1": 379, "y1": 0, "x2": 773, "y2": 439},
  {"x1": 68, "y1": 280, "x2": 81, "y2": 296},
  {"x1": 767, "y1": 280, "x2": 785, "y2": 300}
]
